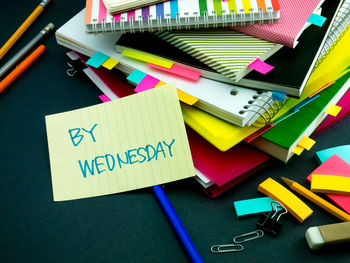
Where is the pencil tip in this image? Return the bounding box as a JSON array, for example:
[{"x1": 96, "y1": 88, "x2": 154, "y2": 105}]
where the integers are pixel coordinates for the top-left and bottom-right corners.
[{"x1": 281, "y1": 177, "x2": 294, "y2": 186}]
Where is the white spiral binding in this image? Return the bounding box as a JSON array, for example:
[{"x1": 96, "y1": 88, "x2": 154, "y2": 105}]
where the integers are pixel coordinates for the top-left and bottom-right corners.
[
  {"x1": 230, "y1": 10, "x2": 237, "y2": 26},
  {"x1": 175, "y1": 12, "x2": 181, "y2": 30},
  {"x1": 258, "y1": 8, "x2": 264, "y2": 24},
  {"x1": 90, "y1": 7, "x2": 278, "y2": 33},
  {"x1": 156, "y1": 15, "x2": 163, "y2": 31},
  {"x1": 194, "y1": 12, "x2": 200, "y2": 29},
  {"x1": 184, "y1": 12, "x2": 191, "y2": 30},
  {"x1": 238, "y1": 91, "x2": 285, "y2": 127},
  {"x1": 212, "y1": 10, "x2": 218, "y2": 28},
  {"x1": 315, "y1": 4, "x2": 350, "y2": 68}
]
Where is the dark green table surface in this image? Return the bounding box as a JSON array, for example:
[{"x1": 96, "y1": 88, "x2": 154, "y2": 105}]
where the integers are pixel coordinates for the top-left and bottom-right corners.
[{"x1": 1, "y1": 1, "x2": 350, "y2": 262}]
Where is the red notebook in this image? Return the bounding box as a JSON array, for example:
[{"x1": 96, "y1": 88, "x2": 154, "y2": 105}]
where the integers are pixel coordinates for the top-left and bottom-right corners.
[
  {"x1": 306, "y1": 154, "x2": 350, "y2": 214},
  {"x1": 187, "y1": 127, "x2": 271, "y2": 188}
]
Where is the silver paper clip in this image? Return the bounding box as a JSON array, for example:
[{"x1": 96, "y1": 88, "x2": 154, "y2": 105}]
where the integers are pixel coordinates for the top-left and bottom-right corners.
[
  {"x1": 211, "y1": 243, "x2": 244, "y2": 253},
  {"x1": 233, "y1": 230, "x2": 264, "y2": 244}
]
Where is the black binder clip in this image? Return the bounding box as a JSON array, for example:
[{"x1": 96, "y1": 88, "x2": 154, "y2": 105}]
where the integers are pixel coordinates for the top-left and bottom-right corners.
[
  {"x1": 66, "y1": 58, "x2": 87, "y2": 77},
  {"x1": 256, "y1": 201, "x2": 287, "y2": 237}
]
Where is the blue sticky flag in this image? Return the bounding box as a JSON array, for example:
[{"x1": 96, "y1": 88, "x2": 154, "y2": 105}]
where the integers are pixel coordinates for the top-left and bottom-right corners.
[
  {"x1": 307, "y1": 13, "x2": 327, "y2": 27},
  {"x1": 126, "y1": 69, "x2": 147, "y2": 84},
  {"x1": 316, "y1": 145, "x2": 350, "y2": 164},
  {"x1": 234, "y1": 197, "x2": 280, "y2": 218},
  {"x1": 272, "y1": 90, "x2": 287, "y2": 102},
  {"x1": 86, "y1": 52, "x2": 110, "y2": 68}
]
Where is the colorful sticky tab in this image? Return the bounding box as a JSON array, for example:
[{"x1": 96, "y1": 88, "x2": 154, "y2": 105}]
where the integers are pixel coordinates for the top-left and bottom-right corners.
[
  {"x1": 176, "y1": 89, "x2": 199, "y2": 105},
  {"x1": 148, "y1": 63, "x2": 201, "y2": 81},
  {"x1": 102, "y1": 57, "x2": 119, "y2": 70},
  {"x1": 316, "y1": 145, "x2": 350, "y2": 164},
  {"x1": 307, "y1": 13, "x2": 327, "y2": 27},
  {"x1": 298, "y1": 137, "x2": 316, "y2": 151},
  {"x1": 325, "y1": 104, "x2": 342, "y2": 117},
  {"x1": 311, "y1": 174, "x2": 350, "y2": 195},
  {"x1": 272, "y1": 90, "x2": 287, "y2": 102},
  {"x1": 134, "y1": 75, "x2": 160, "y2": 93},
  {"x1": 122, "y1": 49, "x2": 173, "y2": 69},
  {"x1": 307, "y1": 155, "x2": 350, "y2": 214},
  {"x1": 126, "y1": 69, "x2": 147, "y2": 84},
  {"x1": 86, "y1": 51, "x2": 109, "y2": 68},
  {"x1": 99, "y1": 94, "x2": 111, "y2": 103},
  {"x1": 258, "y1": 178, "x2": 313, "y2": 223},
  {"x1": 155, "y1": 81, "x2": 167, "y2": 88},
  {"x1": 292, "y1": 145, "x2": 304, "y2": 155},
  {"x1": 248, "y1": 59, "x2": 275, "y2": 75},
  {"x1": 234, "y1": 197, "x2": 279, "y2": 218}
]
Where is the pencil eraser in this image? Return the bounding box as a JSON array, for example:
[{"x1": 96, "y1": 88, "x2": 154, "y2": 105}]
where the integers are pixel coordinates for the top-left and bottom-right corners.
[
  {"x1": 305, "y1": 222, "x2": 350, "y2": 250},
  {"x1": 305, "y1": 226, "x2": 325, "y2": 250}
]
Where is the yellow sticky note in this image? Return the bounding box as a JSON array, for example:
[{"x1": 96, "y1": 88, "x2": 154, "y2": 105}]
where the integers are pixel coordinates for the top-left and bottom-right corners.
[
  {"x1": 292, "y1": 145, "x2": 304, "y2": 155},
  {"x1": 102, "y1": 57, "x2": 119, "y2": 70},
  {"x1": 45, "y1": 83, "x2": 195, "y2": 201},
  {"x1": 325, "y1": 104, "x2": 342, "y2": 117},
  {"x1": 311, "y1": 174, "x2": 350, "y2": 195},
  {"x1": 258, "y1": 178, "x2": 313, "y2": 223},
  {"x1": 177, "y1": 89, "x2": 199, "y2": 105},
  {"x1": 298, "y1": 137, "x2": 316, "y2": 151},
  {"x1": 155, "y1": 81, "x2": 166, "y2": 87},
  {"x1": 122, "y1": 49, "x2": 173, "y2": 69}
]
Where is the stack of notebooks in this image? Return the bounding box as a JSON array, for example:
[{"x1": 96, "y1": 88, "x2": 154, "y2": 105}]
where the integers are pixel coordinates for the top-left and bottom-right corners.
[{"x1": 56, "y1": 0, "x2": 350, "y2": 197}]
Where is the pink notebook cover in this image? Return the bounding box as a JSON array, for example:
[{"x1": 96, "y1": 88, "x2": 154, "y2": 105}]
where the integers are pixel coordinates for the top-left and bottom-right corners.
[
  {"x1": 306, "y1": 154, "x2": 350, "y2": 214},
  {"x1": 313, "y1": 88, "x2": 350, "y2": 136},
  {"x1": 232, "y1": 0, "x2": 323, "y2": 48}
]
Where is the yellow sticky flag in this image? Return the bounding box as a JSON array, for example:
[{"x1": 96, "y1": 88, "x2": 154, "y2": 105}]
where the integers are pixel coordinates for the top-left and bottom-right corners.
[
  {"x1": 325, "y1": 104, "x2": 342, "y2": 117},
  {"x1": 298, "y1": 137, "x2": 316, "y2": 151},
  {"x1": 155, "y1": 81, "x2": 166, "y2": 87},
  {"x1": 122, "y1": 49, "x2": 173, "y2": 69},
  {"x1": 292, "y1": 145, "x2": 304, "y2": 155},
  {"x1": 258, "y1": 178, "x2": 313, "y2": 223},
  {"x1": 311, "y1": 174, "x2": 350, "y2": 195},
  {"x1": 102, "y1": 57, "x2": 119, "y2": 70},
  {"x1": 45, "y1": 83, "x2": 195, "y2": 201},
  {"x1": 177, "y1": 89, "x2": 199, "y2": 105}
]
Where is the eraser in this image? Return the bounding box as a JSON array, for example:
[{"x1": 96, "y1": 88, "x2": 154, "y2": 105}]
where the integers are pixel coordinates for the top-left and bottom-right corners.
[{"x1": 305, "y1": 222, "x2": 350, "y2": 250}]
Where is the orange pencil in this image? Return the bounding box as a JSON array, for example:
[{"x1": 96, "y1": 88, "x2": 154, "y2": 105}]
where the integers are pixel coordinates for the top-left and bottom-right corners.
[
  {"x1": 0, "y1": 45, "x2": 46, "y2": 94},
  {"x1": 0, "y1": 0, "x2": 51, "y2": 60}
]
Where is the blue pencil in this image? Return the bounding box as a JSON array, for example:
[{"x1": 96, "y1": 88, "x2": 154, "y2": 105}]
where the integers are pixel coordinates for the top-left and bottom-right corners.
[{"x1": 152, "y1": 185, "x2": 204, "y2": 263}]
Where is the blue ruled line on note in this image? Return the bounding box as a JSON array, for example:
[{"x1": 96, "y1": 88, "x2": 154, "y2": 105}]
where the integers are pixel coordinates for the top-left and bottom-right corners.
[
  {"x1": 126, "y1": 69, "x2": 147, "y2": 84},
  {"x1": 307, "y1": 13, "x2": 327, "y2": 27},
  {"x1": 86, "y1": 52, "x2": 109, "y2": 68}
]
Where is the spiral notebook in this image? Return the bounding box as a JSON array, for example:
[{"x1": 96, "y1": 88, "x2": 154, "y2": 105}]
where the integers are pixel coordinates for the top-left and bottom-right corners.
[
  {"x1": 152, "y1": 30, "x2": 282, "y2": 82},
  {"x1": 85, "y1": 0, "x2": 281, "y2": 33},
  {"x1": 232, "y1": 0, "x2": 325, "y2": 48},
  {"x1": 102, "y1": 0, "x2": 166, "y2": 14},
  {"x1": 316, "y1": 0, "x2": 350, "y2": 65},
  {"x1": 58, "y1": 9, "x2": 283, "y2": 127}
]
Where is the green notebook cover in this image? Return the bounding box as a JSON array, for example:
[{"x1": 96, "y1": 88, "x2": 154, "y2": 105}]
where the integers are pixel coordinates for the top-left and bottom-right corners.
[{"x1": 261, "y1": 68, "x2": 350, "y2": 148}]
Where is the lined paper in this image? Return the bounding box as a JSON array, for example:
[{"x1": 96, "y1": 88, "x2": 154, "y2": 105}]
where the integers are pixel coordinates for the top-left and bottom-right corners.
[{"x1": 45, "y1": 83, "x2": 195, "y2": 201}]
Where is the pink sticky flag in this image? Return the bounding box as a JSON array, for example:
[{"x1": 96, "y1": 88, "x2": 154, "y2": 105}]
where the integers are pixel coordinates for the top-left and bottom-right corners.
[
  {"x1": 134, "y1": 75, "x2": 160, "y2": 93},
  {"x1": 248, "y1": 59, "x2": 275, "y2": 75},
  {"x1": 99, "y1": 94, "x2": 111, "y2": 102},
  {"x1": 148, "y1": 63, "x2": 201, "y2": 81}
]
